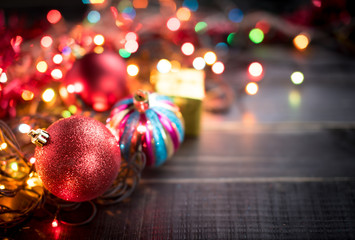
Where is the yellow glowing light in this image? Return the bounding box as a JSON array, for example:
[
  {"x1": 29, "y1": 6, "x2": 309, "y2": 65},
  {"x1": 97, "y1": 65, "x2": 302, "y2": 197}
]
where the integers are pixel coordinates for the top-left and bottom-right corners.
[
  {"x1": 127, "y1": 64, "x2": 139, "y2": 76},
  {"x1": 192, "y1": 57, "x2": 206, "y2": 70},
  {"x1": 42, "y1": 88, "x2": 55, "y2": 102},
  {"x1": 167, "y1": 17, "x2": 181, "y2": 31},
  {"x1": 36, "y1": 61, "x2": 48, "y2": 73},
  {"x1": 27, "y1": 178, "x2": 35, "y2": 187},
  {"x1": 29, "y1": 157, "x2": 36, "y2": 164},
  {"x1": 124, "y1": 40, "x2": 139, "y2": 53},
  {"x1": 293, "y1": 34, "x2": 309, "y2": 51},
  {"x1": 170, "y1": 60, "x2": 181, "y2": 72},
  {"x1": 176, "y1": 7, "x2": 191, "y2": 21},
  {"x1": 291, "y1": 71, "x2": 304, "y2": 85},
  {"x1": 41, "y1": 36, "x2": 53, "y2": 48},
  {"x1": 68, "y1": 105, "x2": 77, "y2": 114},
  {"x1": 157, "y1": 59, "x2": 172, "y2": 73},
  {"x1": 246, "y1": 82, "x2": 259, "y2": 95},
  {"x1": 248, "y1": 62, "x2": 263, "y2": 77},
  {"x1": 94, "y1": 46, "x2": 104, "y2": 54},
  {"x1": 59, "y1": 86, "x2": 68, "y2": 98},
  {"x1": 93, "y1": 34, "x2": 105, "y2": 45},
  {"x1": 11, "y1": 162, "x2": 18, "y2": 171},
  {"x1": 90, "y1": 0, "x2": 105, "y2": 3},
  {"x1": 1, "y1": 142, "x2": 7, "y2": 150},
  {"x1": 53, "y1": 54, "x2": 63, "y2": 64},
  {"x1": 51, "y1": 69, "x2": 63, "y2": 80},
  {"x1": 203, "y1": 51, "x2": 217, "y2": 65},
  {"x1": 67, "y1": 84, "x2": 75, "y2": 93},
  {"x1": 0, "y1": 72, "x2": 7, "y2": 83},
  {"x1": 125, "y1": 32, "x2": 138, "y2": 41},
  {"x1": 289, "y1": 90, "x2": 301, "y2": 108},
  {"x1": 0, "y1": 185, "x2": 5, "y2": 190},
  {"x1": 19, "y1": 123, "x2": 31, "y2": 133},
  {"x1": 212, "y1": 61, "x2": 225, "y2": 74},
  {"x1": 181, "y1": 42, "x2": 194, "y2": 56}
]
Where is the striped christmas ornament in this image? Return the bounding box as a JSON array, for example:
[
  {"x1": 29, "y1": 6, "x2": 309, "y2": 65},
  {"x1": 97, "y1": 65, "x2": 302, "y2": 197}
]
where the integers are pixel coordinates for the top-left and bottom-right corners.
[{"x1": 106, "y1": 90, "x2": 184, "y2": 167}]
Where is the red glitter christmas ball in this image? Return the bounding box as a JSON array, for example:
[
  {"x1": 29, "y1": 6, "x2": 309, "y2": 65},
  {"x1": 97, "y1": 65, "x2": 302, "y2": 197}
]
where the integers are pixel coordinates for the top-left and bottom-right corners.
[
  {"x1": 34, "y1": 115, "x2": 121, "y2": 202},
  {"x1": 61, "y1": 51, "x2": 129, "y2": 112}
]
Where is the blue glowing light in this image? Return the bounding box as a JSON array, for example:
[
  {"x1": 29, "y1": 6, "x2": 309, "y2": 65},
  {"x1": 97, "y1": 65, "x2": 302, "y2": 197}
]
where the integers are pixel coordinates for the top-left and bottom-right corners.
[
  {"x1": 183, "y1": 0, "x2": 198, "y2": 12},
  {"x1": 215, "y1": 42, "x2": 229, "y2": 51},
  {"x1": 122, "y1": 7, "x2": 136, "y2": 20},
  {"x1": 87, "y1": 11, "x2": 101, "y2": 23},
  {"x1": 228, "y1": 8, "x2": 243, "y2": 23}
]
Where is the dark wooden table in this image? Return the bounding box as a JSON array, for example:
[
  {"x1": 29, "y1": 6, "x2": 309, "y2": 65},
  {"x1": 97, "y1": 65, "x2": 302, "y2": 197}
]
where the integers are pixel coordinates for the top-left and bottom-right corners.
[{"x1": 3, "y1": 46, "x2": 355, "y2": 239}]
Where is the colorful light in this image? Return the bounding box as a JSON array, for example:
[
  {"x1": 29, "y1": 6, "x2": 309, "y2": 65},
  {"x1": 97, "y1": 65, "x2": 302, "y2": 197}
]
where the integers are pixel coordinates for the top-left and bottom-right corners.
[
  {"x1": 41, "y1": 36, "x2": 53, "y2": 48},
  {"x1": 119, "y1": 49, "x2": 131, "y2": 58},
  {"x1": 87, "y1": 10, "x2": 101, "y2": 23},
  {"x1": 93, "y1": 34, "x2": 105, "y2": 46},
  {"x1": 0, "y1": 72, "x2": 7, "y2": 83},
  {"x1": 249, "y1": 28, "x2": 264, "y2": 44},
  {"x1": 10, "y1": 162, "x2": 18, "y2": 171},
  {"x1": 255, "y1": 20, "x2": 270, "y2": 34},
  {"x1": 293, "y1": 34, "x2": 309, "y2": 51},
  {"x1": 19, "y1": 123, "x2": 31, "y2": 133},
  {"x1": 170, "y1": 60, "x2": 181, "y2": 72},
  {"x1": 0, "y1": 185, "x2": 5, "y2": 190},
  {"x1": 167, "y1": 17, "x2": 181, "y2": 31},
  {"x1": 192, "y1": 57, "x2": 206, "y2": 70},
  {"x1": 133, "y1": 0, "x2": 148, "y2": 8},
  {"x1": 122, "y1": 7, "x2": 136, "y2": 20},
  {"x1": 51, "y1": 69, "x2": 63, "y2": 80},
  {"x1": 181, "y1": 42, "x2": 194, "y2": 56},
  {"x1": 291, "y1": 71, "x2": 304, "y2": 85},
  {"x1": 42, "y1": 88, "x2": 55, "y2": 102},
  {"x1": 67, "y1": 84, "x2": 75, "y2": 93},
  {"x1": 68, "y1": 105, "x2": 77, "y2": 114},
  {"x1": 183, "y1": 0, "x2": 198, "y2": 11},
  {"x1": 312, "y1": 0, "x2": 321, "y2": 7},
  {"x1": 127, "y1": 64, "x2": 139, "y2": 76},
  {"x1": 289, "y1": 90, "x2": 301, "y2": 108},
  {"x1": 53, "y1": 54, "x2": 63, "y2": 64},
  {"x1": 21, "y1": 90, "x2": 34, "y2": 101},
  {"x1": 62, "y1": 110, "x2": 71, "y2": 118},
  {"x1": 94, "y1": 46, "x2": 104, "y2": 54},
  {"x1": 52, "y1": 219, "x2": 59, "y2": 228},
  {"x1": 125, "y1": 32, "x2": 138, "y2": 41},
  {"x1": 203, "y1": 51, "x2": 217, "y2": 65},
  {"x1": 248, "y1": 62, "x2": 263, "y2": 78},
  {"x1": 176, "y1": 7, "x2": 191, "y2": 21},
  {"x1": 47, "y1": 10, "x2": 62, "y2": 24},
  {"x1": 90, "y1": 0, "x2": 105, "y2": 4},
  {"x1": 29, "y1": 157, "x2": 36, "y2": 164},
  {"x1": 195, "y1": 22, "x2": 207, "y2": 32},
  {"x1": 36, "y1": 61, "x2": 48, "y2": 73},
  {"x1": 157, "y1": 59, "x2": 172, "y2": 73},
  {"x1": 125, "y1": 40, "x2": 139, "y2": 53},
  {"x1": 227, "y1": 32, "x2": 236, "y2": 45},
  {"x1": 212, "y1": 61, "x2": 225, "y2": 74},
  {"x1": 228, "y1": 8, "x2": 243, "y2": 23},
  {"x1": 246, "y1": 82, "x2": 258, "y2": 95},
  {"x1": 0, "y1": 142, "x2": 7, "y2": 150},
  {"x1": 74, "y1": 82, "x2": 83, "y2": 93}
]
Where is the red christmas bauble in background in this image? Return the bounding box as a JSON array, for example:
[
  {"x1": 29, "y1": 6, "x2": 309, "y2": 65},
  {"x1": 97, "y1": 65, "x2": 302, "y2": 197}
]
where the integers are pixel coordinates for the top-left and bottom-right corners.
[
  {"x1": 61, "y1": 51, "x2": 129, "y2": 112},
  {"x1": 34, "y1": 115, "x2": 121, "y2": 202}
]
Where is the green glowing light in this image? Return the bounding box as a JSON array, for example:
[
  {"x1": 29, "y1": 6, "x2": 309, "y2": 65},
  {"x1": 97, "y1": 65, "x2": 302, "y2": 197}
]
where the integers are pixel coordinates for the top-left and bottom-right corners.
[
  {"x1": 195, "y1": 22, "x2": 207, "y2": 33},
  {"x1": 62, "y1": 110, "x2": 71, "y2": 118},
  {"x1": 119, "y1": 49, "x2": 131, "y2": 58},
  {"x1": 249, "y1": 28, "x2": 264, "y2": 44},
  {"x1": 68, "y1": 105, "x2": 77, "y2": 114},
  {"x1": 227, "y1": 32, "x2": 236, "y2": 45}
]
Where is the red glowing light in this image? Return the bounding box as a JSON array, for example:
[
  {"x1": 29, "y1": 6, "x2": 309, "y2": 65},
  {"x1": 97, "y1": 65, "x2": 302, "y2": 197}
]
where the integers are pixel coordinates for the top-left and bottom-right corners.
[
  {"x1": 47, "y1": 10, "x2": 62, "y2": 24},
  {"x1": 312, "y1": 0, "x2": 321, "y2": 7},
  {"x1": 52, "y1": 219, "x2": 58, "y2": 228},
  {"x1": 41, "y1": 36, "x2": 53, "y2": 48},
  {"x1": 255, "y1": 20, "x2": 270, "y2": 34},
  {"x1": 248, "y1": 62, "x2": 263, "y2": 78},
  {"x1": 167, "y1": 17, "x2": 181, "y2": 31}
]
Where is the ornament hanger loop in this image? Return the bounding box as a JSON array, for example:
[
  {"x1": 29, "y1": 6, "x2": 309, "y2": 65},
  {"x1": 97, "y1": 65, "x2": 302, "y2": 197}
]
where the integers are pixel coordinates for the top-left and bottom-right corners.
[{"x1": 28, "y1": 129, "x2": 49, "y2": 147}]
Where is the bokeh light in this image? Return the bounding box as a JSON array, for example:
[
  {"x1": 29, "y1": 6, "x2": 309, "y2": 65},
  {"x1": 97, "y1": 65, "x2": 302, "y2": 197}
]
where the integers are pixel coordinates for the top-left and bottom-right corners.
[
  {"x1": 127, "y1": 64, "x2": 139, "y2": 76},
  {"x1": 51, "y1": 69, "x2": 63, "y2": 80},
  {"x1": 293, "y1": 34, "x2": 309, "y2": 51},
  {"x1": 183, "y1": 0, "x2": 198, "y2": 12},
  {"x1": 67, "y1": 84, "x2": 75, "y2": 93},
  {"x1": 157, "y1": 59, "x2": 172, "y2": 73},
  {"x1": 192, "y1": 57, "x2": 206, "y2": 70},
  {"x1": 18, "y1": 124, "x2": 31, "y2": 133},
  {"x1": 125, "y1": 40, "x2": 139, "y2": 53},
  {"x1": 119, "y1": 49, "x2": 131, "y2": 58},
  {"x1": 181, "y1": 42, "x2": 194, "y2": 56},
  {"x1": 203, "y1": 51, "x2": 217, "y2": 65},
  {"x1": 227, "y1": 32, "x2": 236, "y2": 45},
  {"x1": 29, "y1": 157, "x2": 36, "y2": 164},
  {"x1": 133, "y1": 0, "x2": 148, "y2": 8},
  {"x1": 255, "y1": 20, "x2": 270, "y2": 34},
  {"x1": 42, "y1": 88, "x2": 55, "y2": 102},
  {"x1": 125, "y1": 32, "x2": 138, "y2": 41},
  {"x1": 246, "y1": 82, "x2": 259, "y2": 95},
  {"x1": 36, "y1": 61, "x2": 48, "y2": 73},
  {"x1": 0, "y1": 143, "x2": 7, "y2": 151},
  {"x1": 21, "y1": 90, "x2": 34, "y2": 101},
  {"x1": 228, "y1": 8, "x2": 243, "y2": 23},
  {"x1": 167, "y1": 17, "x2": 181, "y2": 31},
  {"x1": 94, "y1": 46, "x2": 104, "y2": 54},
  {"x1": 53, "y1": 54, "x2": 63, "y2": 64},
  {"x1": 62, "y1": 110, "x2": 71, "y2": 118},
  {"x1": 122, "y1": 7, "x2": 136, "y2": 20},
  {"x1": 93, "y1": 34, "x2": 105, "y2": 45},
  {"x1": 291, "y1": 71, "x2": 304, "y2": 85},
  {"x1": 74, "y1": 82, "x2": 83, "y2": 93},
  {"x1": 0, "y1": 72, "x2": 7, "y2": 83},
  {"x1": 248, "y1": 62, "x2": 263, "y2": 78},
  {"x1": 289, "y1": 90, "x2": 301, "y2": 108},
  {"x1": 249, "y1": 28, "x2": 264, "y2": 44},
  {"x1": 195, "y1": 22, "x2": 207, "y2": 32},
  {"x1": 41, "y1": 36, "x2": 53, "y2": 48},
  {"x1": 176, "y1": 7, "x2": 191, "y2": 21},
  {"x1": 212, "y1": 61, "x2": 225, "y2": 74},
  {"x1": 47, "y1": 10, "x2": 62, "y2": 24},
  {"x1": 87, "y1": 10, "x2": 101, "y2": 24}
]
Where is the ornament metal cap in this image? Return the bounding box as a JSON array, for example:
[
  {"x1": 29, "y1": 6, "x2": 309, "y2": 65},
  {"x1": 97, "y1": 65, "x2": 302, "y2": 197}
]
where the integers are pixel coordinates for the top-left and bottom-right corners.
[
  {"x1": 133, "y1": 90, "x2": 149, "y2": 112},
  {"x1": 28, "y1": 129, "x2": 49, "y2": 147}
]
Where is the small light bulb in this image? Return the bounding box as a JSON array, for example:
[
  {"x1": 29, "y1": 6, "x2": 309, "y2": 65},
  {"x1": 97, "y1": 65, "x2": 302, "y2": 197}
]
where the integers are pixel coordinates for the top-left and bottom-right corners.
[{"x1": 52, "y1": 219, "x2": 59, "y2": 228}]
